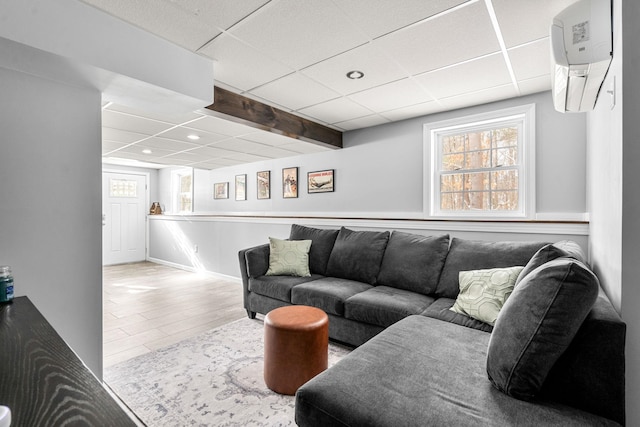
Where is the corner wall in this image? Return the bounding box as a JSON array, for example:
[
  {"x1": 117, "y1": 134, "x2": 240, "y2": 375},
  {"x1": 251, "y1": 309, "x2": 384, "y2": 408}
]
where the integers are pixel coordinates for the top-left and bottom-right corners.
[{"x1": 0, "y1": 67, "x2": 103, "y2": 375}]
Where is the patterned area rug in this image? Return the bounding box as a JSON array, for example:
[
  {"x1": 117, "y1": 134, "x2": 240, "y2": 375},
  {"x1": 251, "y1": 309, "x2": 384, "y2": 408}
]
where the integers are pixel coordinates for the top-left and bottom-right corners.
[{"x1": 105, "y1": 317, "x2": 351, "y2": 426}]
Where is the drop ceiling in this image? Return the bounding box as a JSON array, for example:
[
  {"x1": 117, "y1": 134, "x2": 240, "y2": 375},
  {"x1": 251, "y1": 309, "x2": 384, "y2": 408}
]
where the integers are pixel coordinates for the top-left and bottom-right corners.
[{"x1": 86, "y1": 0, "x2": 579, "y2": 170}]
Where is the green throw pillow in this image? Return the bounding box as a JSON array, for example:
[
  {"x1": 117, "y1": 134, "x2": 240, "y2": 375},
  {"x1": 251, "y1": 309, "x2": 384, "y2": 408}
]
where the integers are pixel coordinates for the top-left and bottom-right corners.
[
  {"x1": 450, "y1": 266, "x2": 524, "y2": 325},
  {"x1": 265, "y1": 237, "x2": 312, "y2": 277}
]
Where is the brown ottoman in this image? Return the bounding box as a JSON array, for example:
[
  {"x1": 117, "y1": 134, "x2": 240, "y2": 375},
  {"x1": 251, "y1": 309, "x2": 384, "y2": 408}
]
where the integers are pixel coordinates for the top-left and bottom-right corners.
[{"x1": 264, "y1": 305, "x2": 329, "y2": 395}]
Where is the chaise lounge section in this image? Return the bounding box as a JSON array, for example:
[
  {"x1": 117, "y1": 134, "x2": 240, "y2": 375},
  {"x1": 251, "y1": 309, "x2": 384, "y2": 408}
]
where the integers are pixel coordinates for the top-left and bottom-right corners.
[{"x1": 238, "y1": 224, "x2": 626, "y2": 425}]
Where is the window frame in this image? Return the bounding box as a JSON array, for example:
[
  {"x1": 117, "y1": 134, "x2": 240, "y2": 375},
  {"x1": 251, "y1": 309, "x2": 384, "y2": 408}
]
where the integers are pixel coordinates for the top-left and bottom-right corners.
[
  {"x1": 171, "y1": 167, "x2": 194, "y2": 214},
  {"x1": 424, "y1": 104, "x2": 536, "y2": 220}
]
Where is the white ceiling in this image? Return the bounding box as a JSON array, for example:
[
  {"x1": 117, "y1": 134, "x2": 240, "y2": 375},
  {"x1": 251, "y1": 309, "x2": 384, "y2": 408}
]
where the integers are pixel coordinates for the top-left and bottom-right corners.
[{"x1": 85, "y1": 0, "x2": 578, "y2": 170}]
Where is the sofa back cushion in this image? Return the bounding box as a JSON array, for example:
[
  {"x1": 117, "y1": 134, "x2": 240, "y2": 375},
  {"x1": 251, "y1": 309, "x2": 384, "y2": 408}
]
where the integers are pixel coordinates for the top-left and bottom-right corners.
[
  {"x1": 289, "y1": 224, "x2": 339, "y2": 275},
  {"x1": 515, "y1": 240, "x2": 586, "y2": 286},
  {"x1": 376, "y1": 232, "x2": 449, "y2": 295},
  {"x1": 486, "y1": 258, "x2": 599, "y2": 401},
  {"x1": 325, "y1": 227, "x2": 390, "y2": 285},
  {"x1": 435, "y1": 238, "x2": 546, "y2": 299}
]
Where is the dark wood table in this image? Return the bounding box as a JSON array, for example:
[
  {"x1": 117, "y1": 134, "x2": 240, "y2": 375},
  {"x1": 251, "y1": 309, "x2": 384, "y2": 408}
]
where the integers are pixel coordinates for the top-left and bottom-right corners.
[{"x1": 0, "y1": 296, "x2": 136, "y2": 426}]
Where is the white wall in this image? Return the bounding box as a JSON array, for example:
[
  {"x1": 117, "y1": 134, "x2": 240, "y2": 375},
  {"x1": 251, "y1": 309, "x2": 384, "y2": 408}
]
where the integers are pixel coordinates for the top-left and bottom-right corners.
[
  {"x1": 174, "y1": 92, "x2": 586, "y2": 219},
  {"x1": 0, "y1": 67, "x2": 103, "y2": 375},
  {"x1": 587, "y1": 0, "x2": 639, "y2": 424}
]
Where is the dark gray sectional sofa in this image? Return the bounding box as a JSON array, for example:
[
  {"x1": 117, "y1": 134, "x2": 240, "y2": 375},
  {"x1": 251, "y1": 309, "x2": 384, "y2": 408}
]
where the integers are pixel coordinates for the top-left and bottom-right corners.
[{"x1": 238, "y1": 225, "x2": 626, "y2": 426}]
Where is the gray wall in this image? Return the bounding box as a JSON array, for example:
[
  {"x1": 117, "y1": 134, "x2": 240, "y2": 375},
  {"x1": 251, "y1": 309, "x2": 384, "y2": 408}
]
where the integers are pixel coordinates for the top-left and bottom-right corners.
[
  {"x1": 175, "y1": 92, "x2": 586, "y2": 218},
  {"x1": 587, "y1": 0, "x2": 639, "y2": 424},
  {"x1": 0, "y1": 67, "x2": 103, "y2": 375}
]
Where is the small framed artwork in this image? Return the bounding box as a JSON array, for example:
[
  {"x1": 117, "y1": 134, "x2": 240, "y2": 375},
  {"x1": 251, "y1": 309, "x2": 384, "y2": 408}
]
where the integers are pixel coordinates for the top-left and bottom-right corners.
[
  {"x1": 308, "y1": 169, "x2": 335, "y2": 193},
  {"x1": 257, "y1": 170, "x2": 270, "y2": 199},
  {"x1": 282, "y1": 167, "x2": 298, "y2": 199},
  {"x1": 235, "y1": 174, "x2": 246, "y2": 201},
  {"x1": 214, "y1": 182, "x2": 229, "y2": 199}
]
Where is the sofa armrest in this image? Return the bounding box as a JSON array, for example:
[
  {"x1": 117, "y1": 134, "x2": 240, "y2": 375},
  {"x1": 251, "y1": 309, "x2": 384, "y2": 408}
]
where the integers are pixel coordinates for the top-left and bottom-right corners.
[
  {"x1": 245, "y1": 243, "x2": 270, "y2": 278},
  {"x1": 541, "y1": 288, "x2": 626, "y2": 425}
]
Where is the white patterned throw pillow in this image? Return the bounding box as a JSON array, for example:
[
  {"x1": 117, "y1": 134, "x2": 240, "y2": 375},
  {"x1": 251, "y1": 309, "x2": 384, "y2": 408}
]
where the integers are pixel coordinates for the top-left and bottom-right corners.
[
  {"x1": 265, "y1": 237, "x2": 312, "y2": 277},
  {"x1": 450, "y1": 266, "x2": 524, "y2": 325}
]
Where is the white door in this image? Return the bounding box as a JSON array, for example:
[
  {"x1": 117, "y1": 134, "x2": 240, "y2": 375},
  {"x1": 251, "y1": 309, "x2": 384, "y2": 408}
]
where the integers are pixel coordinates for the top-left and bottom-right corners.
[{"x1": 102, "y1": 172, "x2": 147, "y2": 265}]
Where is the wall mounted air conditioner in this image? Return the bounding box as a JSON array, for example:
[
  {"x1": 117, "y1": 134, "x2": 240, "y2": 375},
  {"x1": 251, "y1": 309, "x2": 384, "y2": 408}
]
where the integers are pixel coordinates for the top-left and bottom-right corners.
[{"x1": 550, "y1": 0, "x2": 612, "y2": 113}]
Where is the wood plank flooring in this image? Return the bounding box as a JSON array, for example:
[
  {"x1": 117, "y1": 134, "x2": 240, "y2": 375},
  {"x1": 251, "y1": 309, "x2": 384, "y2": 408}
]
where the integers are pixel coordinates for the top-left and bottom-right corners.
[{"x1": 103, "y1": 262, "x2": 246, "y2": 368}]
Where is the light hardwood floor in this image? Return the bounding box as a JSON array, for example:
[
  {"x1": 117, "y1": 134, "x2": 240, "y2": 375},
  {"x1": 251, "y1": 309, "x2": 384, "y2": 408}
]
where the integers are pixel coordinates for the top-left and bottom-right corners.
[{"x1": 103, "y1": 262, "x2": 246, "y2": 368}]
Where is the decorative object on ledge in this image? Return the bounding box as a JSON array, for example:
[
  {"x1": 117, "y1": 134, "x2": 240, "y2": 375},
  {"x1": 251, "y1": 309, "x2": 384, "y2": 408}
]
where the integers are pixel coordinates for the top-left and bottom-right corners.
[
  {"x1": 308, "y1": 169, "x2": 334, "y2": 193},
  {"x1": 235, "y1": 174, "x2": 247, "y2": 201},
  {"x1": 283, "y1": 167, "x2": 299, "y2": 199},
  {"x1": 214, "y1": 182, "x2": 229, "y2": 199},
  {"x1": 257, "y1": 171, "x2": 271, "y2": 200},
  {"x1": 149, "y1": 202, "x2": 163, "y2": 215}
]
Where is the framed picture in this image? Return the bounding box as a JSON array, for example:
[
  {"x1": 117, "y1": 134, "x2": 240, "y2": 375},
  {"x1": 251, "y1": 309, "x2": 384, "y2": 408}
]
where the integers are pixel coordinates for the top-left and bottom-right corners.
[
  {"x1": 282, "y1": 167, "x2": 298, "y2": 198},
  {"x1": 214, "y1": 182, "x2": 229, "y2": 199},
  {"x1": 235, "y1": 174, "x2": 246, "y2": 201},
  {"x1": 257, "y1": 170, "x2": 270, "y2": 199},
  {"x1": 308, "y1": 169, "x2": 334, "y2": 193}
]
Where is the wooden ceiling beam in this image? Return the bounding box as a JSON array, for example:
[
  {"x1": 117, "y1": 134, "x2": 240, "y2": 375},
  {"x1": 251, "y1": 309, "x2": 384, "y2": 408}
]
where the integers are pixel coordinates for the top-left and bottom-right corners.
[{"x1": 205, "y1": 87, "x2": 342, "y2": 149}]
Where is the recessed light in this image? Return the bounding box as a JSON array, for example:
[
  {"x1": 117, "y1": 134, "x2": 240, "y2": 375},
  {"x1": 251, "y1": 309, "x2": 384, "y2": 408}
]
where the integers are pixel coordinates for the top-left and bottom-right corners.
[
  {"x1": 187, "y1": 134, "x2": 200, "y2": 140},
  {"x1": 142, "y1": 149, "x2": 152, "y2": 154},
  {"x1": 346, "y1": 70, "x2": 364, "y2": 80}
]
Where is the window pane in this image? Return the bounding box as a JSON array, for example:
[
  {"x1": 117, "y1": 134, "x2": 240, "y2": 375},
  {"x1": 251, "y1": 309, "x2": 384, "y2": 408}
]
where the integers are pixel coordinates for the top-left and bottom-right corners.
[
  {"x1": 180, "y1": 174, "x2": 192, "y2": 193},
  {"x1": 493, "y1": 126, "x2": 519, "y2": 148},
  {"x1": 441, "y1": 174, "x2": 463, "y2": 192},
  {"x1": 464, "y1": 149, "x2": 491, "y2": 169},
  {"x1": 491, "y1": 190, "x2": 519, "y2": 211},
  {"x1": 493, "y1": 147, "x2": 518, "y2": 167},
  {"x1": 441, "y1": 192, "x2": 465, "y2": 210},
  {"x1": 442, "y1": 153, "x2": 464, "y2": 171},
  {"x1": 110, "y1": 179, "x2": 137, "y2": 198},
  {"x1": 464, "y1": 172, "x2": 490, "y2": 192},
  {"x1": 491, "y1": 170, "x2": 519, "y2": 191},
  {"x1": 465, "y1": 191, "x2": 489, "y2": 210},
  {"x1": 442, "y1": 135, "x2": 465, "y2": 154}
]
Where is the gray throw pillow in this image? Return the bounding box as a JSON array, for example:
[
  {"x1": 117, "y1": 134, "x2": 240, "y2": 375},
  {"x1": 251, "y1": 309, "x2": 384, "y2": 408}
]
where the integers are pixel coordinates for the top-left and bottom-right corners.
[
  {"x1": 376, "y1": 232, "x2": 449, "y2": 295},
  {"x1": 265, "y1": 237, "x2": 312, "y2": 277},
  {"x1": 514, "y1": 240, "x2": 585, "y2": 287},
  {"x1": 486, "y1": 257, "x2": 599, "y2": 401},
  {"x1": 325, "y1": 227, "x2": 390, "y2": 285},
  {"x1": 289, "y1": 224, "x2": 339, "y2": 275}
]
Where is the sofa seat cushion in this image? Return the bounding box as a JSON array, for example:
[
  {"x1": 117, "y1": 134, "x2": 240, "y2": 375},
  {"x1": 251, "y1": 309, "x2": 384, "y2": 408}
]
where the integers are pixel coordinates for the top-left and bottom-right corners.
[
  {"x1": 289, "y1": 224, "x2": 340, "y2": 275},
  {"x1": 423, "y1": 298, "x2": 493, "y2": 333},
  {"x1": 325, "y1": 227, "x2": 390, "y2": 285},
  {"x1": 344, "y1": 286, "x2": 434, "y2": 328},
  {"x1": 295, "y1": 316, "x2": 618, "y2": 427},
  {"x1": 249, "y1": 275, "x2": 324, "y2": 302},
  {"x1": 376, "y1": 232, "x2": 449, "y2": 295},
  {"x1": 291, "y1": 277, "x2": 372, "y2": 316},
  {"x1": 436, "y1": 238, "x2": 547, "y2": 299}
]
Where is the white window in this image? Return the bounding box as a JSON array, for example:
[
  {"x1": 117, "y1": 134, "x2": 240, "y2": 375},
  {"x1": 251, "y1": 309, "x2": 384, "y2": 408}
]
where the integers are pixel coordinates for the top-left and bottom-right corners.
[
  {"x1": 172, "y1": 168, "x2": 193, "y2": 213},
  {"x1": 425, "y1": 104, "x2": 535, "y2": 219}
]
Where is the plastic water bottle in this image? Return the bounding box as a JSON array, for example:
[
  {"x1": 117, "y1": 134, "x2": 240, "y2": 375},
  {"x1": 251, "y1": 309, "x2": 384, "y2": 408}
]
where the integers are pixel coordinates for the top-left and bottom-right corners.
[{"x1": 0, "y1": 266, "x2": 14, "y2": 303}]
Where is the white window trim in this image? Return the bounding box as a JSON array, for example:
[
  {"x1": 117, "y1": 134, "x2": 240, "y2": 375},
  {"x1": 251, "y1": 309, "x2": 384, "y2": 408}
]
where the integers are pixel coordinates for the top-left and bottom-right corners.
[
  {"x1": 423, "y1": 104, "x2": 536, "y2": 220},
  {"x1": 171, "y1": 167, "x2": 194, "y2": 214}
]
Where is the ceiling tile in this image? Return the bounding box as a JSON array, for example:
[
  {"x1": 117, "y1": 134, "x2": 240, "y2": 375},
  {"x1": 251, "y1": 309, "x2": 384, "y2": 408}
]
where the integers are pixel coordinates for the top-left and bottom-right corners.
[
  {"x1": 518, "y1": 76, "x2": 551, "y2": 96},
  {"x1": 509, "y1": 39, "x2": 552, "y2": 81},
  {"x1": 229, "y1": 0, "x2": 369, "y2": 70},
  {"x1": 186, "y1": 115, "x2": 256, "y2": 137},
  {"x1": 102, "y1": 127, "x2": 148, "y2": 143},
  {"x1": 137, "y1": 136, "x2": 200, "y2": 152},
  {"x1": 440, "y1": 84, "x2": 518, "y2": 111},
  {"x1": 158, "y1": 126, "x2": 228, "y2": 145},
  {"x1": 300, "y1": 43, "x2": 408, "y2": 95},
  {"x1": 380, "y1": 101, "x2": 444, "y2": 122},
  {"x1": 249, "y1": 146, "x2": 301, "y2": 159},
  {"x1": 212, "y1": 138, "x2": 270, "y2": 153},
  {"x1": 224, "y1": 152, "x2": 271, "y2": 163},
  {"x1": 415, "y1": 53, "x2": 511, "y2": 99},
  {"x1": 333, "y1": 0, "x2": 469, "y2": 39},
  {"x1": 120, "y1": 145, "x2": 176, "y2": 158},
  {"x1": 105, "y1": 103, "x2": 203, "y2": 125},
  {"x1": 277, "y1": 142, "x2": 332, "y2": 154},
  {"x1": 333, "y1": 114, "x2": 391, "y2": 131},
  {"x1": 250, "y1": 73, "x2": 340, "y2": 111},
  {"x1": 102, "y1": 140, "x2": 129, "y2": 153},
  {"x1": 349, "y1": 78, "x2": 431, "y2": 112},
  {"x1": 199, "y1": 33, "x2": 294, "y2": 91},
  {"x1": 102, "y1": 110, "x2": 175, "y2": 135},
  {"x1": 79, "y1": 0, "x2": 221, "y2": 51},
  {"x1": 492, "y1": 0, "x2": 579, "y2": 48},
  {"x1": 239, "y1": 132, "x2": 299, "y2": 147},
  {"x1": 374, "y1": 1, "x2": 500, "y2": 75},
  {"x1": 183, "y1": 145, "x2": 238, "y2": 158},
  {"x1": 161, "y1": 151, "x2": 207, "y2": 162},
  {"x1": 299, "y1": 97, "x2": 374, "y2": 124}
]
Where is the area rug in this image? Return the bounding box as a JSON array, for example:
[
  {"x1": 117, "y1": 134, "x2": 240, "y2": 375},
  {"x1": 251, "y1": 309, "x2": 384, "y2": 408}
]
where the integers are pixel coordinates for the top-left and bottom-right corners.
[{"x1": 104, "y1": 317, "x2": 351, "y2": 426}]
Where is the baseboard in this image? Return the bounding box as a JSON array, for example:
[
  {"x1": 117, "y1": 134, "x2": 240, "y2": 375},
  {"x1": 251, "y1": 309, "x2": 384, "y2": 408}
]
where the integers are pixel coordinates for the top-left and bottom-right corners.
[{"x1": 146, "y1": 257, "x2": 242, "y2": 283}]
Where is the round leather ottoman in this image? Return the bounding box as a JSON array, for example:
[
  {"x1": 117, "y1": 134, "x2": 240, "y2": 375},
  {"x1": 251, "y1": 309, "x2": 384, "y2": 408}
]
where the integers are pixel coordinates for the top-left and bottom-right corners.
[{"x1": 263, "y1": 305, "x2": 329, "y2": 395}]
